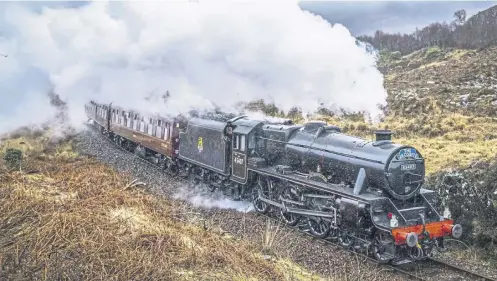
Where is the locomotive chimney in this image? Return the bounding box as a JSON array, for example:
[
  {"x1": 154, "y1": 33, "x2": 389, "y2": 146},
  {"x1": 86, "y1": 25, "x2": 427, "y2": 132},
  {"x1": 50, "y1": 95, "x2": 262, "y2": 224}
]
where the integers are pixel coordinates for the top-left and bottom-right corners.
[{"x1": 374, "y1": 129, "x2": 393, "y2": 141}]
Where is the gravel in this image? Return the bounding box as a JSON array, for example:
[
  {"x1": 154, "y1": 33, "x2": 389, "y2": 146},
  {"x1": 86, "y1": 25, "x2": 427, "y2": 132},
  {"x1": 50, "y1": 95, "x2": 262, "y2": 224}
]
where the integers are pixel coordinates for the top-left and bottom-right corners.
[
  {"x1": 75, "y1": 126, "x2": 493, "y2": 281},
  {"x1": 431, "y1": 251, "x2": 497, "y2": 280}
]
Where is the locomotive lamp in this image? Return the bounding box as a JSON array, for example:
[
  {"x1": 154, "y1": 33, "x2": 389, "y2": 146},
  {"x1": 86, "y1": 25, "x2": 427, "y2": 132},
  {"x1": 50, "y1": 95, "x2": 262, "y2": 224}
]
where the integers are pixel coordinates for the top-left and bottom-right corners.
[
  {"x1": 388, "y1": 213, "x2": 399, "y2": 227},
  {"x1": 443, "y1": 206, "x2": 451, "y2": 219},
  {"x1": 405, "y1": 232, "x2": 419, "y2": 247},
  {"x1": 451, "y1": 224, "x2": 463, "y2": 239}
]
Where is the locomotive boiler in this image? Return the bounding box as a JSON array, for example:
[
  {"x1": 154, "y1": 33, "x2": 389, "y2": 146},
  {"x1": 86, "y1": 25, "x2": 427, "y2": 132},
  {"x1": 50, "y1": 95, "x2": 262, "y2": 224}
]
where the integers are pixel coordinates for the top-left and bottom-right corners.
[{"x1": 261, "y1": 120, "x2": 425, "y2": 200}]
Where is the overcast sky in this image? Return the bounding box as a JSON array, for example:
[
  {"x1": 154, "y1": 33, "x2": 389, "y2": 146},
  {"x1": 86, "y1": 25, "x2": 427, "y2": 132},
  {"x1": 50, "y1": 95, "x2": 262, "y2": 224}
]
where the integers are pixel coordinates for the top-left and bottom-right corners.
[
  {"x1": 299, "y1": 1, "x2": 497, "y2": 35},
  {"x1": 3, "y1": 1, "x2": 496, "y2": 36},
  {"x1": 0, "y1": 1, "x2": 496, "y2": 131}
]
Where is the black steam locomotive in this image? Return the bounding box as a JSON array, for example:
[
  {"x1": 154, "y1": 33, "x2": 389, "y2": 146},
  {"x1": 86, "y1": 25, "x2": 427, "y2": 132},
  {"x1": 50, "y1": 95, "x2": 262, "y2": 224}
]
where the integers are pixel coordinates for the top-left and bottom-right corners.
[{"x1": 86, "y1": 101, "x2": 462, "y2": 265}]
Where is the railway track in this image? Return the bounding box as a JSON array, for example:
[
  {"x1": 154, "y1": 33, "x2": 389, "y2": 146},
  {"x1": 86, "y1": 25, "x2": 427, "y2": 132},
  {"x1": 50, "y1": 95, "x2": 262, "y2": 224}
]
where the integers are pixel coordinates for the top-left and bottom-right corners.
[
  {"x1": 425, "y1": 258, "x2": 497, "y2": 281},
  {"x1": 256, "y1": 211, "x2": 428, "y2": 281},
  {"x1": 253, "y1": 210, "x2": 497, "y2": 281},
  {"x1": 85, "y1": 124, "x2": 497, "y2": 281}
]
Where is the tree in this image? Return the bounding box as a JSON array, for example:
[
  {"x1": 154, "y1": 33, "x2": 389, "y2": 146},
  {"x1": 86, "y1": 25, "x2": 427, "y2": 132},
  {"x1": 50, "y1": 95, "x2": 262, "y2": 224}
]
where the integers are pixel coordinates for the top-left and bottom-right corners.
[
  {"x1": 454, "y1": 9, "x2": 467, "y2": 25},
  {"x1": 356, "y1": 6, "x2": 497, "y2": 54}
]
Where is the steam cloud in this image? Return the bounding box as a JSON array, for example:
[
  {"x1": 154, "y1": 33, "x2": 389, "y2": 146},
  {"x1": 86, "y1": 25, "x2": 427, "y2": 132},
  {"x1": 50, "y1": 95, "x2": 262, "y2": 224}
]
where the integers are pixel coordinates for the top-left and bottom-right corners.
[
  {"x1": 0, "y1": 0, "x2": 387, "y2": 134},
  {"x1": 173, "y1": 184, "x2": 254, "y2": 213}
]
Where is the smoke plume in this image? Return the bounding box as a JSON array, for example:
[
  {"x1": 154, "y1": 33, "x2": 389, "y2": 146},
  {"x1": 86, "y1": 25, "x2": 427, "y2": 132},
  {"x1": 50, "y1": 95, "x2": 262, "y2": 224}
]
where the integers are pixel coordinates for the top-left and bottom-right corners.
[{"x1": 0, "y1": 0, "x2": 387, "y2": 134}]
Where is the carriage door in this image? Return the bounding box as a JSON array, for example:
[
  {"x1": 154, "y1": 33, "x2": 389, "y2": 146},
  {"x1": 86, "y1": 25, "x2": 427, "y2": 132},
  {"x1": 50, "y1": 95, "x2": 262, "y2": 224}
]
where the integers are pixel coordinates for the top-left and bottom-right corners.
[{"x1": 232, "y1": 133, "x2": 248, "y2": 182}]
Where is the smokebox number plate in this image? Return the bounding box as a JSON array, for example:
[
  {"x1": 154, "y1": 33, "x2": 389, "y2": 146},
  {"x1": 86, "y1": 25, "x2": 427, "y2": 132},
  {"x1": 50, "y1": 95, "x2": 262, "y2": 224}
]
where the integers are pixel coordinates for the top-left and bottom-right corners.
[{"x1": 401, "y1": 164, "x2": 416, "y2": 171}]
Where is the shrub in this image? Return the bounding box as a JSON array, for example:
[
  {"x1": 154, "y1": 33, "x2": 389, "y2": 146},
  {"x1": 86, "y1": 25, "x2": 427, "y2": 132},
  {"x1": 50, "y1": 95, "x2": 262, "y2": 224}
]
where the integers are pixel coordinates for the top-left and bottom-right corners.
[
  {"x1": 425, "y1": 46, "x2": 443, "y2": 60},
  {"x1": 3, "y1": 148, "x2": 23, "y2": 170},
  {"x1": 428, "y1": 160, "x2": 497, "y2": 255}
]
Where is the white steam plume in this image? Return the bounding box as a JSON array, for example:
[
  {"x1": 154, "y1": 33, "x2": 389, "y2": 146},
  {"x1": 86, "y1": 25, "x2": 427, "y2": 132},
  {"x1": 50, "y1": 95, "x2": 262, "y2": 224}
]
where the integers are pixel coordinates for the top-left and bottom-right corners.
[
  {"x1": 173, "y1": 184, "x2": 254, "y2": 213},
  {"x1": 0, "y1": 0, "x2": 386, "y2": 134}
]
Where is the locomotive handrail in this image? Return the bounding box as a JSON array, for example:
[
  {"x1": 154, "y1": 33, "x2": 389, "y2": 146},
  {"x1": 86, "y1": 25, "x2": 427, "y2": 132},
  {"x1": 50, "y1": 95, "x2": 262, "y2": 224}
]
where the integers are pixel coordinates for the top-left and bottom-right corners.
[{"x1": 227, "y1": 115, "x2": 248, "y2": 124}]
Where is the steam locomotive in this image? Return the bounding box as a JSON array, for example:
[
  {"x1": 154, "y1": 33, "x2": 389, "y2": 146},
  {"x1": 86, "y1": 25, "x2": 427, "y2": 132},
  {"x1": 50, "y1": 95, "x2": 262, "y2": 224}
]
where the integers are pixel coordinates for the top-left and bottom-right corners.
[{"x1": 85, "y1": 100, "x2": 462, "y2": 265}]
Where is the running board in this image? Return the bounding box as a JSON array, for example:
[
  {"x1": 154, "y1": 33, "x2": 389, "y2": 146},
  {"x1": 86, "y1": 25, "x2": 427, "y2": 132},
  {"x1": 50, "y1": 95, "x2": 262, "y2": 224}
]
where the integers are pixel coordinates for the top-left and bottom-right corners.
[
  {"x1": 258, "y1": 197, "x2": 284, "y2": 209},
  {"x1": 285, "y1": 207, "x2": 336, "y2": 219},
  {"x1": 258, "y1": 196, "x2": 336, "y2": 219}
]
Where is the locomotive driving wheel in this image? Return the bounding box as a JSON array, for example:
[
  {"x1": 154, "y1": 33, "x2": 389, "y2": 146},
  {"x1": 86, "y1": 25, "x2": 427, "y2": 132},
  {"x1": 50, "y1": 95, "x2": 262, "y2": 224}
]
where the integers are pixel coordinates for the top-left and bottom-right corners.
[
  {"x1": 338, "y1": 230, "x2": 353, "y2": 248},
  {"x1": 372, "y1": 231, "x2": 395, "y2": 264},
  {"x1": 307, "y1": 216, "x2": 331, "y2": 238},
  {"x1": 306, "y1": 197, "x2": 332, "y2": 238},
  {"x1": 252, "y1": 175, "x2": 270, "y2": 214},
  {"x1": 279, "y1": 186, "x2": 301, "y2": 226}
]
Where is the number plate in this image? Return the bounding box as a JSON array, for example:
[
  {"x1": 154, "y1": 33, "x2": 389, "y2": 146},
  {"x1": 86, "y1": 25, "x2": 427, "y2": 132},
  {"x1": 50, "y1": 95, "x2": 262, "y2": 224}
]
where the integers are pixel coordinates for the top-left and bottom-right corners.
[
  {"x1": 234, "y1": 154, "x2": 244, "y2": 165},
  {"x1": 401, "y1": 164, "x2": 416, "y2": 171}
]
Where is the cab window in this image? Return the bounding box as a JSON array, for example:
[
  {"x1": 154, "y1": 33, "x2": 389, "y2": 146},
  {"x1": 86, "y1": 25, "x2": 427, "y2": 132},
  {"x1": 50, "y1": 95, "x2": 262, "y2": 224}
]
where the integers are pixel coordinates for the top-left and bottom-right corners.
[
  {"x1": 233, "y1": 135, "x2": 239, "y2": 150},
  {"x1": 240, "y1": 135, "x2": 246, "y2": 152}
]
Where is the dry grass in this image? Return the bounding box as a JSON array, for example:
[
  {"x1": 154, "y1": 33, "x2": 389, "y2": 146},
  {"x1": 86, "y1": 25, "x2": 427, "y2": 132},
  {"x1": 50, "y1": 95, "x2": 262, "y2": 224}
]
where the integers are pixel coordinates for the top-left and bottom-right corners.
[{"x1": 0, "y1": 134, "x2": 340, "y2": 281}]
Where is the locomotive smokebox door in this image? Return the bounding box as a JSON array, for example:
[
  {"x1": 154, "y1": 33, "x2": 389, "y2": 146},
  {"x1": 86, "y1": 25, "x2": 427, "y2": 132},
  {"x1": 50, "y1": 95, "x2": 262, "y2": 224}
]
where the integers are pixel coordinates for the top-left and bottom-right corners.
[{"x1": 232, "y1": 133, "x2": 248, "y2": 182}]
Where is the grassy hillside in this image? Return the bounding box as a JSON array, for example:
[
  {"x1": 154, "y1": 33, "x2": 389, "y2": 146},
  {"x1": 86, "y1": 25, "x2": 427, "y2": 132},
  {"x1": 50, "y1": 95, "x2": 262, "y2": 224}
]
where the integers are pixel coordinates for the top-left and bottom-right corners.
[{"x1": 0, "y1": 131, "x2": 330, "y2": 281}]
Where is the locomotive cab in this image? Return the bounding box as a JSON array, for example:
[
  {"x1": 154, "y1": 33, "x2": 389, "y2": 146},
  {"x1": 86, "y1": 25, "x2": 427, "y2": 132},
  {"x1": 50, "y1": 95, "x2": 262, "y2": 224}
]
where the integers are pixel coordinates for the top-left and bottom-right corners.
[{"x1": 229, "y1": 117, "x2": 264, "y2": 184}]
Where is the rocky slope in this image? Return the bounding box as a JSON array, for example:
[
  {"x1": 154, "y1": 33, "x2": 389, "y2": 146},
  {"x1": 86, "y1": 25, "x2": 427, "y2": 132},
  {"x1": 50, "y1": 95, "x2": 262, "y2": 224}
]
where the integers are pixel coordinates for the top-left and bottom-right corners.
[{"x1": 380, "y1": 46, "x2": 497, "y2": 117}]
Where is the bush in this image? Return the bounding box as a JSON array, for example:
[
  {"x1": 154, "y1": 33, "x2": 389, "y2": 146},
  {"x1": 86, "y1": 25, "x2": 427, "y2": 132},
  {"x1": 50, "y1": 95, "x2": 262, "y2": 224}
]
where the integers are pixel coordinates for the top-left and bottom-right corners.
[
  {"x1": 378, "y1": 50, "x2": 402, "y2": 65},
  {"x1": 390, "y1": 51, "x2": 402, "y2": 60},
  {"x1": 425, "y1": 46, "x2": 443, "y2": 60},
  {"x1": 427, "y1": 160, "x2": 497, "y2": 255},
  {"x1": 3, "y1": 148, "x2": 23, "y2": 170}
]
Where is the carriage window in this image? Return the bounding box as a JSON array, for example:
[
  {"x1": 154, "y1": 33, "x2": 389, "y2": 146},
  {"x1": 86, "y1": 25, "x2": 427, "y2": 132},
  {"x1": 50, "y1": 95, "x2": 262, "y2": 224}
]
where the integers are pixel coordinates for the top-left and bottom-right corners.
[{"x1": 240, "y1": 135, "x2": 246, "y2": 152}]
